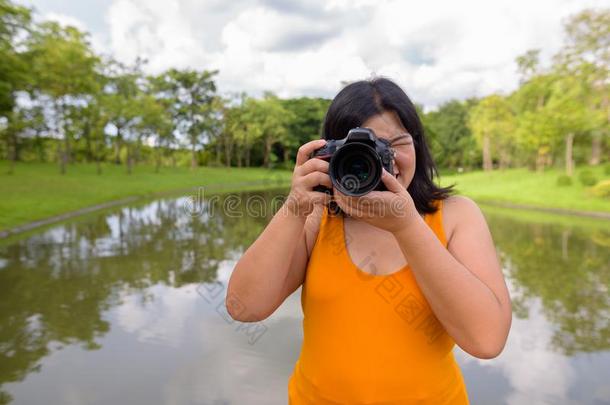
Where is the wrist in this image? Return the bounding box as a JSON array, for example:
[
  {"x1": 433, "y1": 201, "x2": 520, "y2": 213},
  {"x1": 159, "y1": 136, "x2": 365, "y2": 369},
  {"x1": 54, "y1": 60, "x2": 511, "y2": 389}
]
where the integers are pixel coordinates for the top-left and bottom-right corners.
[
  {"x1": 391, "y1": 210, "x2": 425, "y2": 238},
  {"x1": 280, "y1": 194, "x2": 309, "y2": 222}
]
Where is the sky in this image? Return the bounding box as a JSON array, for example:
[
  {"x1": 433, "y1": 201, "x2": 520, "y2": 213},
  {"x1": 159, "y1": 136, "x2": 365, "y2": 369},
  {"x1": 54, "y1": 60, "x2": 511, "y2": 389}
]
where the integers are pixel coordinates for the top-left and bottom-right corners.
[{"x1": 16, "y1": 0, "x2": 609, "y2": 111}]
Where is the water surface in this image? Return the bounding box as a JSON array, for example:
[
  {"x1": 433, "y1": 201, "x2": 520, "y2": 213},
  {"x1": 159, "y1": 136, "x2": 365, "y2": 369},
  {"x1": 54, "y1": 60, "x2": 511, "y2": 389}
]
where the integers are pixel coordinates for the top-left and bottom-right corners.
[{"x1": 0, "y1": 190, "x2": 608, "y2": 404}]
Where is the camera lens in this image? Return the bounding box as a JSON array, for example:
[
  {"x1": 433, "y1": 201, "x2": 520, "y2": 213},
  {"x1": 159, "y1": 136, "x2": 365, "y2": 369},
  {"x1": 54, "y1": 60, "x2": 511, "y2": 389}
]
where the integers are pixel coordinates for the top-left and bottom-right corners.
[{"x1": 330, "y1": 143, "x2": 382, "y2": 196}]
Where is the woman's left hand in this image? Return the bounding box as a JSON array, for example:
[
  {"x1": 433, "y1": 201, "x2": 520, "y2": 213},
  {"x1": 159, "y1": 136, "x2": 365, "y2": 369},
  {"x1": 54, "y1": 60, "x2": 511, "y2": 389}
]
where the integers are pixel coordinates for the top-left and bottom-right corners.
[{"x1": 333, "y1": 168, "x2": 421, "y2": 234}]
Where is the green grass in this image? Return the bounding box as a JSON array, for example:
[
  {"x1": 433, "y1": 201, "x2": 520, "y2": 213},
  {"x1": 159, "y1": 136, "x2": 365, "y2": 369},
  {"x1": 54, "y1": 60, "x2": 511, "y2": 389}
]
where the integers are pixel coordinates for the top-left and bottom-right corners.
[
  {"x1": 1, "y1": 161, "x2": 609, "y2": 232},
  {"x1": 0, "y1": 161, "x2": 291, "y2": 231},
  {"x1": 438, "y1": 165, "x2": 610, "y2": 214}
]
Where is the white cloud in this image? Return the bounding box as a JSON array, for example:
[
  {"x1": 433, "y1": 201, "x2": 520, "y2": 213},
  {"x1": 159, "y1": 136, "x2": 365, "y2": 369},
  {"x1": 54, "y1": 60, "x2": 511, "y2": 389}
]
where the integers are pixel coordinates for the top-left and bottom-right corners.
[
  {"x1": 42, "y1": 11, "x2": 87, "y2": 31},
  {"x1": 39, "y1": 12, "x2": 108, "y2": 55},
  {"x1": 25, "y1": 0, "x2": 610, "y2": 109}
]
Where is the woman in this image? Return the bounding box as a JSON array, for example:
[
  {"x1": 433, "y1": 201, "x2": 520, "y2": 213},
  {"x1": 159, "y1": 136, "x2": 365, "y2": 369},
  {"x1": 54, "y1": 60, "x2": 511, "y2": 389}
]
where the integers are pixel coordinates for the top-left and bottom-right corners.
[{"x1": 226, "y1": 77, "x2": 512, "y2": 404}]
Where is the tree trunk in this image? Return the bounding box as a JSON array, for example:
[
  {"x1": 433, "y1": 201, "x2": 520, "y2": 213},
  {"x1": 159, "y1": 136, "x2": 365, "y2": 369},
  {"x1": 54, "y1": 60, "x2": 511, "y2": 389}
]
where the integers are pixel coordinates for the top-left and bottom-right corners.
[
  {"x1": 54, "y1": 101, "x2": 67, "y2": 175},
  {"x1": 134, "y1": 137, "x2": 142, "y2": 167},
  {"x1": 95, "y1": 135, "x2": 103, "y2": 175},
  {"x1": 535, "y1": 149, "x2": 545, "y2": 172},
  {"x1": 482, "y1": 133, "x2": 492, "y2": 171},
  {"x1": 224, "y1": 138, "x2": 233, "y2": 167},
  {"x1": 84, "y1": 120, "x2": 92, "y2": 162},
  {"x1": 126, "y1": 145, "x2": 133, "y2": 175},
  {"x1": 63, "y1": 124, "x2": 71, "y2": 166},
  {"x1": 264, "y1": 136, "x2": 273, "y2": 168},
  {"x1": 565, "y1": 133, "x2": 574, "y2": 176},
  {"x1": 35, "y1": 132, "x2": 45, "y2": 162},
  {"x1": 589, "y1": 134, "x2": 601, "y2": 166},
  {"x1": 215, "y1": 141, "x2": 222, "y2": 166},
  {"x1": 114, "y1": 128, "x2": 123, "y2": 165},
  {"x1": 191, "y1": 143, "x2": 198, "y2": 170},
  {"x1": 61, "y1": 137, "x2": 69, "y2": 174},
  {"x1": 7, "y1": 130, "x2": 16, "y2": 175},
  {"x1": 55, "y1": 138, "x2": 64, "y2": 175},
  {"x1": 498, "y1": 147, "x2": 509, "y2": 170},
  {"x1": 245, "y1": 145, "x2": 251, "y2": 167},
  {"x1": 155, "y1": 147, "x2": 162, "y2": 173},
  {"x1": 236, "y1": 145, "x2": 243, "y2": 167}
]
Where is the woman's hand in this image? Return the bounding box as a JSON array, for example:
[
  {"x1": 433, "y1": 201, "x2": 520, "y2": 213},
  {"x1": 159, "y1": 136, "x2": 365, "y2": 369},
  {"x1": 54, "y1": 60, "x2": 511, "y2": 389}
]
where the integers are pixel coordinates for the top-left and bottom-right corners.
[
  {"x1": 333, "y1": 168, "x2": 420, "y2": 233},
  {"x1": 285, "y1": 139, "x2": 333, "y2": 218}
]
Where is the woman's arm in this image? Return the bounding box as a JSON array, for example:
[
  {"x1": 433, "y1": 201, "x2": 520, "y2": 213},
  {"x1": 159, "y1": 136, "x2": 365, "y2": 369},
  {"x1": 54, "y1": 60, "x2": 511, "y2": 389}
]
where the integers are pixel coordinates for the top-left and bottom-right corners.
[
  {"x1": 226, "y1": 140, "x2": 330, "y2": 322},
  {"x1": 392, "y1": 195, "x2": 512, "y2": 359}
]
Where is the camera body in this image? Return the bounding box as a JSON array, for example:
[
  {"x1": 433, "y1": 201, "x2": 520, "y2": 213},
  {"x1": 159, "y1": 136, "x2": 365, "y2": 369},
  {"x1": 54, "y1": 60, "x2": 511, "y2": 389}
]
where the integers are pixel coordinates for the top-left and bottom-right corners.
[{"x1": 311, "y1": 127, "x2": 394, "y2": 197}]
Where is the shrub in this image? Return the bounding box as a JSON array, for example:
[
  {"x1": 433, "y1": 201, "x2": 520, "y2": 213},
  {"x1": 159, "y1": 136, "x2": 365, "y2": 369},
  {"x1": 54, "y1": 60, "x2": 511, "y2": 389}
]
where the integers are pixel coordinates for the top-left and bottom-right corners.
[
  {"x1": 591, "y1": 180, "x2": 610, "y2": 199},
  {"x1": 578, "y1": 169, "x2": 598, "y2": 186},
  {"x1": 556, "y1": 175, "x2": 572, "y2": 187}
]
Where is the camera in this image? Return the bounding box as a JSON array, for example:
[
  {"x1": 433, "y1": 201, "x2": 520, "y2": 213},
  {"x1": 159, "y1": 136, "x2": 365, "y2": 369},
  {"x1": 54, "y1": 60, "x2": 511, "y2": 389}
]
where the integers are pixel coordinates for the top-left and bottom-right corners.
[{"x1": 310, "y1": 127, "x2": 394, "y2": 197}]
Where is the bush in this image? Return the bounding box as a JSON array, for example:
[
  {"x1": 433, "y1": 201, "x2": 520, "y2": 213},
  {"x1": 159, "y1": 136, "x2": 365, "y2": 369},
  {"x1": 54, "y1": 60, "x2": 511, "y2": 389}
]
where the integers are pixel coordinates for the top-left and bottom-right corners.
[
  {"x1": 591, "y1": 180, "x2": 610, "y2": 199},
  {"x1": 578, "y1": 169, "x2": 598, "y2": 186},
  {"x1": 556, "y1": 175, "x2": 572, "y2": 187}
]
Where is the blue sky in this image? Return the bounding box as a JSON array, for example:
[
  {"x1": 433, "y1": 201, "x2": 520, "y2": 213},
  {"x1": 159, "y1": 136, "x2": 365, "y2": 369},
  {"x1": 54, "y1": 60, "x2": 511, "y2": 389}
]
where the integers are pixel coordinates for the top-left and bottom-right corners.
[{"x1": 17, "y1": 0, "x2": 609, "y2": 110}]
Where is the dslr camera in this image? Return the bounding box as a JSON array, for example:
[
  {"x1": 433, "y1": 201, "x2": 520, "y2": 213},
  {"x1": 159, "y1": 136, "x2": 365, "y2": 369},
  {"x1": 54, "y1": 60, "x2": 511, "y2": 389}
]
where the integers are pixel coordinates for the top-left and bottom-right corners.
[{"x1": 310, "y1": 127, "x2": 394, "y2": 197}]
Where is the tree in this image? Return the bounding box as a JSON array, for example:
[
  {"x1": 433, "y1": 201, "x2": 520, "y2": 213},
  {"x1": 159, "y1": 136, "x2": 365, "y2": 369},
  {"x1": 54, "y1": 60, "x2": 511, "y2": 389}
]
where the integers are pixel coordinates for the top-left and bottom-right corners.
[
  {"x1": 250, "y1": 94, "x2": 294, "y2": 168},
  {"x1": 545, "y1": 74, "x2": 600, "y2": 176},
  {"x1": 424, "y1": 99, "x2": 478, "y2": 170},
  {"x1": 516, "y1": 49, "x2": 542, "y2": 84},
  {"x1": 555, "y1": 9, "x2": 610, "y2": 165},
  {"x1": 510, "y1": 73, "x2": 558, "y2": 170},
  {"x1": 280, "y1": 97, "x2": 330, "y2": 165},
  {"x1": 100, "y1": 59, "x2": 144, "y2": 172},
  {"x1": 0, "y1": 0, "x2": 31, "y2": 173},
  {"x1": 468, "y1": 95, "x2": 515, "y2": 171},
  {"x1": 136, "y1": 93, "x2": 172, "y2": 173},
  {"x1": 0, "y1": 0, "x2": 31, "y2": 117},
  {"x1": 25, "y1": 21, "x2": 99, "y2": 174},
  {"x1": 229, "y1": 97, "x2": 261, "y2": 167},
  {"x1": 151, "y1": 68, "x2": 218, "y2": 169}
]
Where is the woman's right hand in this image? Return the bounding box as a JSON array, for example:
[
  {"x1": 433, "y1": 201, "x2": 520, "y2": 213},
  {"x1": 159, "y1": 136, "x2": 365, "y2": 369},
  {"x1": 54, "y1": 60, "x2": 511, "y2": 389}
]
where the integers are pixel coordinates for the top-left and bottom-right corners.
[{"x1": 285, "y1": 139, "x2": 332, "y2": 217}]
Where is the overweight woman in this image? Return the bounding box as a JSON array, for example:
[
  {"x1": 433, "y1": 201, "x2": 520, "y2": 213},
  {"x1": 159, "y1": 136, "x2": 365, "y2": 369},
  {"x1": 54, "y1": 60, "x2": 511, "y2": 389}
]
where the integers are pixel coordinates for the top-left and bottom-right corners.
[{"x1": 226, "y1": 77, "x2": 512, "y2": 404}]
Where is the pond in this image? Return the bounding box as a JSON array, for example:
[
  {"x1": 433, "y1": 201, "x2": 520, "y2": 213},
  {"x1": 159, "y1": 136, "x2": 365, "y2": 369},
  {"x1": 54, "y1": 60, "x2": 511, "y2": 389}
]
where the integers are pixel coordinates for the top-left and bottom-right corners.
[{"x1": 0, "y1": 189, "x2": 609, "y2": 405}]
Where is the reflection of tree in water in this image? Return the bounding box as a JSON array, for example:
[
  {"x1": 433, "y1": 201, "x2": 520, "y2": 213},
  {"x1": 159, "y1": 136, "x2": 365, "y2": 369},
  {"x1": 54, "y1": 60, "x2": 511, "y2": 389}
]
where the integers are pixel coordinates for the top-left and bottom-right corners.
[
  {"x1": 0, "y1": 189, "x2": 285, "y2": 403},
  {"x1": 488, "y1": 213, "x2": 610, "y2": 355}
]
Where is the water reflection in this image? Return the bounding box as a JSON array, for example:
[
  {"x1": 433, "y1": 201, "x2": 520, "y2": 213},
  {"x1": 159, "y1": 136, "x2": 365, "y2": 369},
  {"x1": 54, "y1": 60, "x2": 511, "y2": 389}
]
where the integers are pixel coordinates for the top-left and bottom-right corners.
[{"x1": 0, "y1": 191, "x2": 608, "y2": 404}]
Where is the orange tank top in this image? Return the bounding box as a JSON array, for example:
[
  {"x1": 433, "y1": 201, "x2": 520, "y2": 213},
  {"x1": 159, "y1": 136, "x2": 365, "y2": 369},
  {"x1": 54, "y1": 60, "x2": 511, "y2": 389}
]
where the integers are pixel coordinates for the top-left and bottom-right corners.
[{"x1": 288, "y1": 199, "x2": 470, "y2": 404}]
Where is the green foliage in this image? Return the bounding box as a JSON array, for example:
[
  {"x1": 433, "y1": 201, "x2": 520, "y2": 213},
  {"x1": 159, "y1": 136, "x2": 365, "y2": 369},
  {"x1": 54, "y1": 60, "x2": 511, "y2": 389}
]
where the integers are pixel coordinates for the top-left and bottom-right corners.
[
  {"x1": 603, "y1": 163, "x2": 610, "y2": 175},
  {"x1": 0, "y1": 1, "x2": 607, "y2": 179},
  {"x1": 0, "y1": 0, "x2": 31, "y2": 115},
  {"x1": 590, "y1": 180, "x2": 610, "y2": 198},
  {"x1": 429, "y1": 99, "x2": 480, "y2": 169},
  {"x1": 150, "y1": 68, "x2": 218, "y2": 168},
  {"x1": 468, "y1": 94, "x2": 516, "y2": 170},
  {"x1": 578, "y1": 169, "x2": 598, "y2": 186},
  {"x1": 556, "y1": 174, "x2": 573, "y2": 187}
]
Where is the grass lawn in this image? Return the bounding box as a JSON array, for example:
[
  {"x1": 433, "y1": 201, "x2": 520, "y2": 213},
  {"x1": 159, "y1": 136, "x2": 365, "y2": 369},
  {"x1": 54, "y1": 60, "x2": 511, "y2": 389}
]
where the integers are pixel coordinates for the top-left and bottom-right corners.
[
  {"x1": 0, "y1": 161, "x2": 291, "y2": 231},
  {"x1": 1, "y1": 161, "x2": 608, "y2": 232},
  {"x1": 438, "y1": 165, "x2": 610, "y2": 214}
]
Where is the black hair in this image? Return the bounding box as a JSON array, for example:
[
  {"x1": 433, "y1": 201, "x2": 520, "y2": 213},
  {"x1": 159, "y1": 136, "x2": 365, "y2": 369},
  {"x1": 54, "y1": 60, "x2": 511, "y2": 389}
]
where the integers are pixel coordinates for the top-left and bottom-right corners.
[{"x1": 322, "y1": 76, "x2": 455, "y2": 215}]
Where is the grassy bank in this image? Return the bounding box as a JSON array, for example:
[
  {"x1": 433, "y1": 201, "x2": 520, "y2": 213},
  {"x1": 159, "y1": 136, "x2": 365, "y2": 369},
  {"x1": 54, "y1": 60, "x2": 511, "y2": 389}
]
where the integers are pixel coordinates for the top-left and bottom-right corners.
[
  {"x1": 0, "y1": 161, "x2": 291, "y2": 231},
  {"x1": 1, "y1": 162, "x2": 609, "y2": 233},
  {"x1": 439, "y1": 165, "x2": 610, "y2": 214}
]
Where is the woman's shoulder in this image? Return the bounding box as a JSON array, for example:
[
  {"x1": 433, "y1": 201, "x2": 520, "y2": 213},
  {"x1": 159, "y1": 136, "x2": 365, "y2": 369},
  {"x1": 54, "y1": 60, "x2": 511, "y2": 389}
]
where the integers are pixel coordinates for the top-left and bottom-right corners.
[{"x1": 439, "y1": 195, "x2": 483, "y2": 246}]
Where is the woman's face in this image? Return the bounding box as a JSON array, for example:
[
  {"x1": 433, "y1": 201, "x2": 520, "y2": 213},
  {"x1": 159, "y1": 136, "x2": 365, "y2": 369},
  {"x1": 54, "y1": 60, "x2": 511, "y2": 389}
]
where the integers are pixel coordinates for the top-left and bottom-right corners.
[{"x1": 361, "y1": 110, "x2": 416, "y2": 190}]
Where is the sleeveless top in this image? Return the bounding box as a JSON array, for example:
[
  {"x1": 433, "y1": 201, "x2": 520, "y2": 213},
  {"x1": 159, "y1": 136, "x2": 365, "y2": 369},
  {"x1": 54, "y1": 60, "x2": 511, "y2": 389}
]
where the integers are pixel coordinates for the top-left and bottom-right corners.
[{"x1": 288, "y1": 199, "x2": 470, "y2": 404}]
